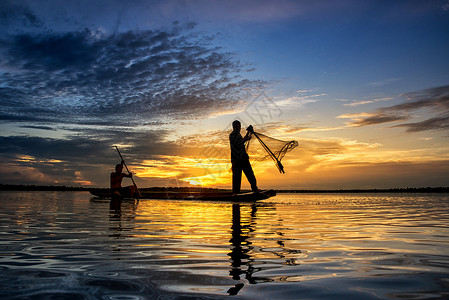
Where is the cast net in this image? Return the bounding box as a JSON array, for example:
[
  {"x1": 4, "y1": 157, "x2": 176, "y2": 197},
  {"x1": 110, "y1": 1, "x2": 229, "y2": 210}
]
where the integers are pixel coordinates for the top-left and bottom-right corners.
[{"x1": 246, "y1": 131, "x2": 298, "y2": 173}]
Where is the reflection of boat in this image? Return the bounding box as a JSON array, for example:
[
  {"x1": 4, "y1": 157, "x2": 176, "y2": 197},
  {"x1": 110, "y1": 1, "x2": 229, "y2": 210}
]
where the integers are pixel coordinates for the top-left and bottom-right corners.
[{"x1": 90, "y1": 189, "x2": 276, "y2": 202}]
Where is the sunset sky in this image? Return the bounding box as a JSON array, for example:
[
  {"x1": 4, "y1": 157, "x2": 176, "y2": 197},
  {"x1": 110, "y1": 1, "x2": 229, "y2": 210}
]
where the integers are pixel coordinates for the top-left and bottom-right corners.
[{"x1": 1, "y1": 0, "x2": 449, "y2": 189}]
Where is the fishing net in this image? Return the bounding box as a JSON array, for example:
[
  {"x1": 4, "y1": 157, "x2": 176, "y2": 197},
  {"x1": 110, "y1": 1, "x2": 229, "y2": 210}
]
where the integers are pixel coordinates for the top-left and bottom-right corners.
[{"x1": 245, "y1": 131, "x2": 298, "y2": 173}]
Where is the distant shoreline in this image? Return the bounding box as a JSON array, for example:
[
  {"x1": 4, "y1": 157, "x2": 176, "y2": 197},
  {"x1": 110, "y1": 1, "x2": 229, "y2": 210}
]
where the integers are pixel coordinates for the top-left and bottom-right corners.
[
  {"x1": 275, "y1": 187, "x2": 449, "y2": 193},
  {"x1": 1, "y1": 184, "x2": 448, "y2": 193}
]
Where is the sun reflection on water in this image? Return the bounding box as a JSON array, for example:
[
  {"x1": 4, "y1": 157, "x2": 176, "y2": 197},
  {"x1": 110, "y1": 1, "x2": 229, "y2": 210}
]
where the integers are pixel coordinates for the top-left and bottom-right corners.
[{"x1": 1, "y1": 192, "x2": 449, "y2": 299}]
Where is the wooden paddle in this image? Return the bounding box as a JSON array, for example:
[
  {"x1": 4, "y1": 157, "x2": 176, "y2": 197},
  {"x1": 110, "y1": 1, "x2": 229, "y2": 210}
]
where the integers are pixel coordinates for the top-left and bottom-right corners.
[{"x1": 115, "y1": 146, "x2": 142, "y2": 198}]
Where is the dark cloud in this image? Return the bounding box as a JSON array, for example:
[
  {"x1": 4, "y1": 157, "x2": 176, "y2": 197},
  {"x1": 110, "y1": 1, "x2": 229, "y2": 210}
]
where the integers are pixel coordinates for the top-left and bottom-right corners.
[
  {"x1": 0, "y1": 127, "x2": 187, "y2": 186},
  {"x1": 19, "y1": 125, "x2": 56, "y2": 131},
  {"x1": 0, "y1": 135, "x2": 113, "y2": 164},
  {"x1": 0, "y1": 2, "x2": 44, "y2": 32},
  {"x1": 0, "y1": 134, "x2": 110, "y2": 185},
  {"x1": 0, "y1": 126, "x2": 187, "y2": 162},
  {"x1": 347, "y1": 85, "x2": 449, "y2": 132},
  {"x1": 0, "y1": 4, "x2": 268, "y2": 186},
  {"x1": 350, "y1": 113, "x2": 410, "y2": 127},
  {"x1": 394, "y1": 85, "x2": 449, "y2": 111},
  {"x1": 393, "y1": 116, "x2": 449, "y2": 133},
  {"x1": 0, "y1": 23, "x2": 263, "y2": 126}
]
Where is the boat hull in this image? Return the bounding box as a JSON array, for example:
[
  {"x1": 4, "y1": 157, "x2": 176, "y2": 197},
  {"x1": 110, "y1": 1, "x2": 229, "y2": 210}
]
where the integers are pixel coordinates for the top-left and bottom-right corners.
[{"x1": 90, "y1": 189, "x2": 276, "y2": 202}]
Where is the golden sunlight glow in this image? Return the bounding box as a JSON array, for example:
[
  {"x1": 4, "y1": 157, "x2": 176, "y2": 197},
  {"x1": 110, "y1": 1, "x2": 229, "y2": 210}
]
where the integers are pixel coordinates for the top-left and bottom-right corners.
[
  {"x1": 74, "y1": 180, "x2": 93, "y2": 186},
  {"x1": 16, "y1": 155, "x2": 63, "y2": 164},
  {"x1": 336, "y1": 112, "x2": 379, "y2": 127},
  {"x1": 337, "y1": 112, "x2": 377, "y2": 119},
  {"x1": 113, "y1": 143, "x2": 134, "y2": 149},
  {"x1": 135, "y1": 163, "x2": 182, "y2": 178},
  {"x1": 134, "y1": 156, "x2": 231, "y2": 186},
  {"x1": 181, "y1": 171, "x2": 230, "y2": 186},
  {"x1": 17, "y1": 155, "x2": 36, "y2": 162},
  {"x1": 207, "y1": 106, "x2": 246, "y2": 118},
  {"x1": 135, "y1": 200, "x2": 233, "y2": 246},
  {"x1": 179, "y1": 158, "x2": 231, "y2": 186},
  {"x1": 181, "y1": 158, "x2": 278, "y2": 187},
  {"x1": 47, "y1": 159, "x2": 64, "y2": 163},
  {"x1": 113, "y1": 132, "x2": 449, "y2": 189}
]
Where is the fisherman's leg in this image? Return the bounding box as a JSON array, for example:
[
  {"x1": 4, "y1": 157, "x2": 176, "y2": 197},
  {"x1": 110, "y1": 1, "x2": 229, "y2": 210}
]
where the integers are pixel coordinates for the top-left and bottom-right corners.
[
  {"x1": 242, "y1": 160, "x2": 258, "y2": 192},
  {"x1": 232, "y1": 162, "x2": 242, "y2": 194}
]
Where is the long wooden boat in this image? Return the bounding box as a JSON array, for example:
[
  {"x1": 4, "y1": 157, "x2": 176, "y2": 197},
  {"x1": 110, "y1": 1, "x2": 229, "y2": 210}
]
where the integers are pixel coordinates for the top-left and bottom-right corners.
[{"x1": 89, "y1": 189, "x2": 276, "y2": 202}]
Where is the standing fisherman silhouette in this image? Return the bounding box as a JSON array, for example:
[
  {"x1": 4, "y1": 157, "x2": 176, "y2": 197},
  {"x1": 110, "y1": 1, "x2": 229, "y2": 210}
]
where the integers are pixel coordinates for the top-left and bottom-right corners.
[{"x1": 229, "y1": 120, "x2": 259, "y2": 194}]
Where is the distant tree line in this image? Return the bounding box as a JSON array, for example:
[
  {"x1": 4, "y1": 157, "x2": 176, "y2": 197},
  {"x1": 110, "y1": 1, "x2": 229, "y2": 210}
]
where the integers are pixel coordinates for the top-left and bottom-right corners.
[
  {"x1": 275, "y1": 187, "x2": 449, "y2": 193},
  {"x1": 0, "y1": 184, "x2": 88, "y2": 191},
  {"x1": 1, "y1": 184, "x2": 448, "y2": 193}
]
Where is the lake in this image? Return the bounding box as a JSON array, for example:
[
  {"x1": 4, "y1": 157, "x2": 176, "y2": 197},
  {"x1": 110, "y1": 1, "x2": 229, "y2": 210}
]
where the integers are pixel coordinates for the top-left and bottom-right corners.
[{"x1": 0, "y1": 191, "x2": 448, "y2": 299}]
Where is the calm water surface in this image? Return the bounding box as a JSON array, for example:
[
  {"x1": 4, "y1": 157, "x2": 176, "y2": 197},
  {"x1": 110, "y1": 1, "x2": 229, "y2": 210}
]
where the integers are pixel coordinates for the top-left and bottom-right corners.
[{"x1": 0, "y1": 191, "x2": 448, "y2": 299}]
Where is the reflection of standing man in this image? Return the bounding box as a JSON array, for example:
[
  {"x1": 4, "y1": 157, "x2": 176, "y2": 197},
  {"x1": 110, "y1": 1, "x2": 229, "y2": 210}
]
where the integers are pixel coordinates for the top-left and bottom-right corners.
[
  {"x1": 228, "y1": 203, "x2": 258, "y2": 295},
  {"x1": 228, "y1": 203, "x2": 245, "y2": 295},
  {"x1": 229, "y1": 120, "x2": 258, "y2": 194}
]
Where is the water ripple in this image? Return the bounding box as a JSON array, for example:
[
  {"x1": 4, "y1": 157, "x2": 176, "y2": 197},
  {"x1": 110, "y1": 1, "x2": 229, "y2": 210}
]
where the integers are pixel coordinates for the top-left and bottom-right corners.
[{"x1": 0, "y1": 191, "x2": 448, "y2": 299}]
